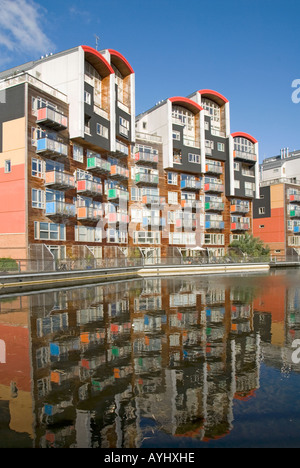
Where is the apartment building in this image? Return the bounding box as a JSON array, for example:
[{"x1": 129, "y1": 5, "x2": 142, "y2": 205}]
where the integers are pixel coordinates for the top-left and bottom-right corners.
[
  {"x1": 135, "y1": 91, "x2": 259, "y2": 260},
  {"x1": 0, "y1": 45, "x2": 259, "y2": 265},
  {"x1": 253, "y1": 150, "x2": 300, "y2": 259}
]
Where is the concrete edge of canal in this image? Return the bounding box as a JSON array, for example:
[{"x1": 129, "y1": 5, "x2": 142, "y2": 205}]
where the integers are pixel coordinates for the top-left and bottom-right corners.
[{"x1": 0, "y1": 262, "x2": 275, "y2": 295}]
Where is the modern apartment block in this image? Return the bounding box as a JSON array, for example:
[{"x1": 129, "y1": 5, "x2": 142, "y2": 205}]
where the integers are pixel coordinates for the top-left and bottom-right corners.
[
  {"x1": 253, "y1": 150, "x2": 300, "y2": 259},
  {"x1": 0, "y1": 45, "x2": 259, "y2": 265}
]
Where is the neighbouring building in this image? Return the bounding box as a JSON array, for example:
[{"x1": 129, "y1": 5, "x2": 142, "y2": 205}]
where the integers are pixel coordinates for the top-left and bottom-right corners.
[
  {"x1": 0, "y1": 45, "x2": 259, "y2": 266},
  {"x1": 253, "y1": 150, "x2": 300, "y2": 259}
]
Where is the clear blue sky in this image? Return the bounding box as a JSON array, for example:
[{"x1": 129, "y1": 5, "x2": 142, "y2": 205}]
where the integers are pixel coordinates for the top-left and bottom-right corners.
[{"x1": 0, "y1": 0, "x2": 299, "y2": 161}]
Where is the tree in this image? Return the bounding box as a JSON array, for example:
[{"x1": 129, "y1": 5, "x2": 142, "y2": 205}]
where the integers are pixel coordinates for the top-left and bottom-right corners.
[{"x1": 229, "y1": 234, "x2": 270, "y2": 259}]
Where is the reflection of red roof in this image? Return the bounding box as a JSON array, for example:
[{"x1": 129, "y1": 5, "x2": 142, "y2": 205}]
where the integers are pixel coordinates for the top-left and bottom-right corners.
[
  {"x1": 231, "y1": 132, "x2": 258, "y2": 144},
  {"x1": 234, "y1": 389, "x2": 257, "y2": 401},
  {"x1": 175, "y1": 426, "x2": 204, "y2": 438},
  {"x1": 169, "y1": 96, "x2": 203, "y2": 114},
  {"x1": 108, "y1": 49, "x2": 134, "y2": 76},
  {"x1": 202, "y1": 430, "x2": 230, "y2": 442},
  {"x1": 81, "y1": 45, "x2": 114, "y2": 77},
  {"x1": 198, "y1": 89, "x2": 229, "y2": 105}
]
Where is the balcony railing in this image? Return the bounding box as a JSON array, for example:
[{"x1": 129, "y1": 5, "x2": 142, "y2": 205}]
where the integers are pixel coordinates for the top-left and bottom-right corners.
[
  {"x1": 87, "y1": 156, "x2": 111, "y2": 175},
  {"x1": 176, "y1": 218, "x2": 197, "y2": 229},
  {"x1": 204, "y1": 182, "x2": 224, "y2": 193},
  {"x1": 77, "y1": 206, "x2": 103, "y2": 221},
  {"x1": 230, "y1": 203, "x2": 250, "y2": 214},
  {"x1": 205, "y1": 221, "x2": 225, "y2": 230},
  {"x1": 45, "y1": 171, "x2": 75, "y2": 190},
  {"x1": 37, "y1": 138, "x2": 68, "y2": 159},
  {"x1": 234, "y1": 150, "x2": 257, "y2": 163},
  {"x1": 142, "y1": 195, "x2": 166, "y2": 206},
  {"x1": 76, "y1": 179, "x2": 103, "y2": 197},
  {"x1": 290, "y1": 208, "x2": 300, "y2": 218},
  {"x1": 205, "y1": 201, "x2": 224, "y2": 212},
  {"x1": 290, "y1": 194, "x2": 300, "y2": 203},
  {"x1": 46, "y1": 201, "x2": 76, "y2": 218},
  {"x1": 231, "y1": 222, "x2": 250, "y2": 231},
  {"x1": 180, "y1": 180, "x2": 201, "y2": 191},
  {"x1": 107, "y1": 189, "x2": 129, "y2": 203},
  {"x1": 135, "y1": 151, "x2": 159, "y2": 165},
  {"x1": 112, "y1": 140, "x2": 129, "y2": 157},
  {"x1": 107, "y1": 212, "x2": 129, "y2": 224},
  {"x1": 142, "y1": 217, "x2": 165, "y2": 228},
  {"x1": 37, "y1": 106, "x2": 68, "y2": 131},
  {"x1": 135, "y1": 173, "x2": 159, "y2": 186},
  {"x1": 181, "y1": 200, "x2": 201, "y2": 210},
  {"x1": 294, "y1": 226, "x2": 300, "y2": 234},
  {"x1": 205, "y1": 162, "x2": 223, "y2": 175},
  {"x1": 110, "y1": 164, "x2": 129, "y2": 181}
]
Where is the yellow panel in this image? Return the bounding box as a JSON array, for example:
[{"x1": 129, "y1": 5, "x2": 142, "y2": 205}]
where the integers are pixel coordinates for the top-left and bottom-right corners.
[
  {"x1": 2, "y1": 117, "x2": 26, "y2": 153},
  {"x1": 270, "y1": 184, "x2": 285, "y2": 209}
]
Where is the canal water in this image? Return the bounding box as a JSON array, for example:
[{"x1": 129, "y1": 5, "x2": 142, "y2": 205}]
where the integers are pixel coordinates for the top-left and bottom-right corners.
[{"x1": 0, "y1": 268, "x2": 300, "y2": 448}]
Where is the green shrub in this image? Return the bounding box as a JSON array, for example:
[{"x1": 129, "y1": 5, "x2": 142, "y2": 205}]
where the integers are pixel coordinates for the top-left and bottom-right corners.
[{"x1": 0, "y1": 258, "x2": 19, "y2": 271}]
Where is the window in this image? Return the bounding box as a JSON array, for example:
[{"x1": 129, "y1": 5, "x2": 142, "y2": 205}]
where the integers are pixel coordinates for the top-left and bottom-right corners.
[
  {"x1": 168, "y1": 191, "x2": 178, "y2": 205},
  {"x1": 32, "y1": 158, "x2": 44, "y2": 178},
  {"x1": 75, "y1": 226, "x2": 102, "y2": 243},
  {"x1": 34, "y1": 222, "x2": 65, "y2": 240},
  {"x1": 168, "y1": 172, "x2": 178, "y2": 185},
  {"x1": 73, "y1": 144, "x2": 84, "y2": 163},
  {"x1": 173, "y1": 150, "x2": 182, "y2": 165},
  {"x1": 259, "y1": 225, "x2": 265, "y2": 229},
  {"x1": 32, "y1": 189, "x2": 45, "y2": 209},
  {"x1": 97, "y1": 123, "x2": 109, "y2": 139},
  {"x1": 84, "y1": 117, "x2": 91, "y2": 135},
  {"x1": 204, "y1": 233, "x2": 225, "y2": 245},
  {"x1": 4, "y1": 160, "x2": 11, "y2": 173},
  {"x1": 259, "y1": 207, "x2": 265, "y2": 215},
  {"x1": 188, "y1": 153, "x2": 201, "y2": 164},
  {"x1": 119, "y1": 117, "x2": 129, "y2": 137},
  {"x1": 84, "y1": 90, "x2": 91, "y2": 105},
  {"x1": 217, "y1": 142, "x2": 225, "y2": 152},
  {"x1": 234, "y1": 180, "x2": 240, "y2": 189},
  {"x1": 234, "y1": 162, "x2": 240, "y2": 171},
  {"x1": 172, "y1": 130, "x2": 180, "y2": 141},
  {"x1": 134, "y1": 231, "x2": 161, "y2": 244}
]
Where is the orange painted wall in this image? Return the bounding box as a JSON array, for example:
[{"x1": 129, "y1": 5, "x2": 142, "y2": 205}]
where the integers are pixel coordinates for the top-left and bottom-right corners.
[
  {"x1": 0, "y1": 323, "x2": 31, "y2": 392},
  {"x1": 0, "y1": 164, "x2": 26, "y2": 234},
  {"x1": 253, "y1": 207, "x2": 285, "y2": 243}
]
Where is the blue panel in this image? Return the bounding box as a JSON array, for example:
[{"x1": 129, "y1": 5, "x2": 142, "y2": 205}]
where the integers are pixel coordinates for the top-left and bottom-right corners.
[{"x1": 50, "y1": 343, "x2": 60, "y2": 356}]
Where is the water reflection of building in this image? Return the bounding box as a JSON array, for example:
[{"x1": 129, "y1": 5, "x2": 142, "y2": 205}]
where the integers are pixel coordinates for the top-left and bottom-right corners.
[{"x1": 1, "y1": 271, "x2": 299, "y2": 447}]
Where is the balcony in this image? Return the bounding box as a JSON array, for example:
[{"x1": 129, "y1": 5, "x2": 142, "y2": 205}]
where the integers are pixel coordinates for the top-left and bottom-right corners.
[
  {"x1": 37, "y1": 106, "x2": 68, "y2": 131},
  {"x1": 142, "y1": 195, "x2": 166, "y2": 207},
  {"x1": 176, "y1": 218, "x2": 197, "y2": 230},
  {"x1": 142, "y1": 217, "x2": 166, "y2": 228},
  {"x1": 107, "y1": 188, "x2": 129, "y2": 203},
  {"x1": 205, "y1": 162, "x2": 223, "y2": 175},
  {"x1": 135, "y1": 151, "x2": 159, "y2": 166},
  {"x1": 204, "y1": 182, "x2": 224, "y2": 193},
  {"x1": 135, "y1": 173, "x2": 159, "y2": 186},
  {"x1": 180, "y1": 180, "x2": 201, "y2": 191},
  {"x1": 107, "y1": 212, "x2": 129, "y2": 225},
  {"x1": 290, "y1": 194, "x2": 300, "y2": 203},
  {"x1": 231, "y1": 222, "x2": 250, "y2": 231},
  {"x1": 76, "y1": 179, "x2": 103, "y2": 197},
  {"x1": 205, "y1": 201, "x2": 224, "y2": 212},
  {"x1": 205, "y1": 221, "x2": 225, "y2": 230},
  {"x1": 294, "y1": 226, "x2": 300, "y2": 234},
  {"x1": 181, "y1": 200, "x2": 201, "y2": 210},
  {"x1": 45, "y1": 171, "x2": 75, "y2": 190},
  {"x1": 37, "y1": 138, "x2": 68, "y2": 159},
  {"x1": 77, "y1": 206, "x2": 103, "y2": 221},
  {"x1": 46, "y1": 201, "x2": 76, "y2": 218},
  {"x1": 110, "y1": 164, "x2": 129, "y2": 181},
  {"x1": 234, "y1": 150, "x2": 257, "y2": 163},
  {"x1": 290, "y1": 208, "x2": 300, "y2": 218},
  {"x1": 111, "y1": 140, "x2": 129, "y2": 158},
  {"x1": 230, "y1": 203, "x2": 250, "y2": 214},
  {"x1": 87, "y1": 156, "x2": 111, "y2": 175}
]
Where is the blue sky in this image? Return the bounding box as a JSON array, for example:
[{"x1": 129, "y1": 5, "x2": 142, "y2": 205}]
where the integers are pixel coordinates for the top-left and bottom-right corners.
[{"x1": 0, "y1": 0, "x2": 299, "y2": 161}]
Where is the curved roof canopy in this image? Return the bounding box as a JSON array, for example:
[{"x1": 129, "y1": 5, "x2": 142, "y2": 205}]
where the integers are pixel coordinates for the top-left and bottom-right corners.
[
  {"x1": 169, "y1": 96, "x2": 203, "y2": 114},
  {"x1": 198, "y1": 89, "x2": 229, "y2": 106},
  {"x1": 231, "y1": 132, "x2": 258, "y2": 144},
  {"x1": 81, "y1": 45, "x2": 114, "y2": 78},
  {"x1": 108, "y1": 49, "x2": 134, "y2": 76}
]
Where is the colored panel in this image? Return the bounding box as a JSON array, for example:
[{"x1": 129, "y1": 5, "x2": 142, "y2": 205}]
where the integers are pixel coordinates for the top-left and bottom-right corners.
[{"x1": 253, "y1": 207, "x2": 285, "y2": 243}]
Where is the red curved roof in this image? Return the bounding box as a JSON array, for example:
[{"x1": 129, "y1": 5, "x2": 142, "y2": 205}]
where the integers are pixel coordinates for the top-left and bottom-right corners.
[
  {"x1": 231, "y1": 132, "x2": 258, "y2": 144},
  {"x1": 198, "y1": 89, "x2": 229, "y2": 105},
  {"x1": 169, "y1": 96, "x2": 203, "y2": 114},
  {"x1": 81, "y1": 45, "x2": 114, "y2": 77},
  {"x1": 108, "y1": 49, "x2": 134, "y2": 76}
]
